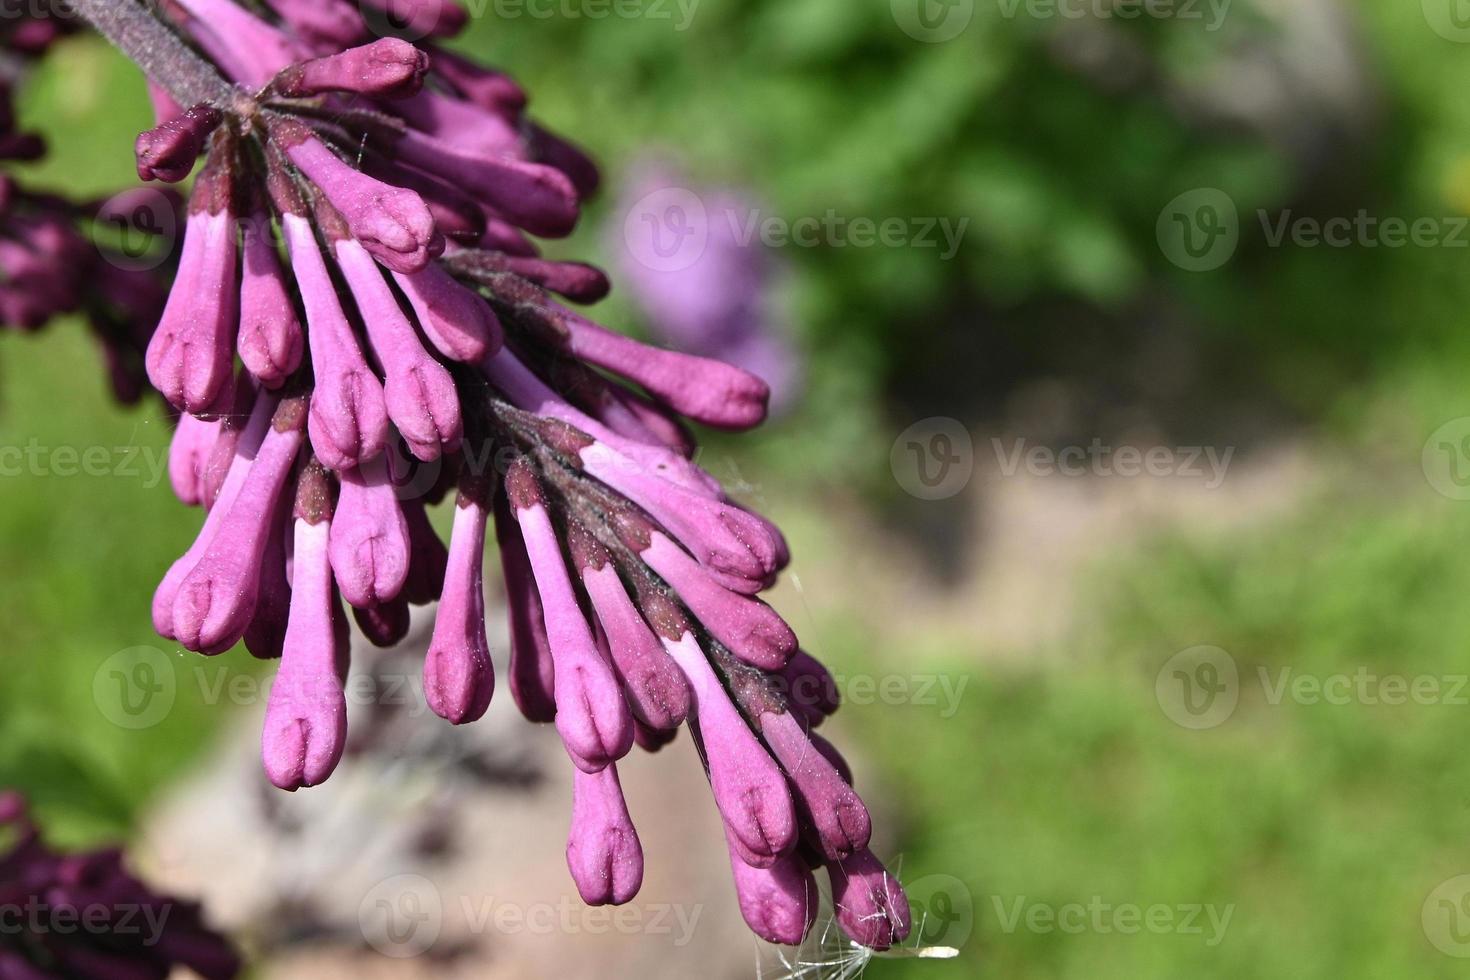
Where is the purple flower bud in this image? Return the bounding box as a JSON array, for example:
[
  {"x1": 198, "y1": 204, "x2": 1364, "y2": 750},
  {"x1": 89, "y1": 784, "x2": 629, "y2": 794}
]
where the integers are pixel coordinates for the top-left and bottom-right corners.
[
  {"x1": 400, "y1": 495, "x2": 448, "y2": 604},
  {"x1": 153, "y1": 394, "x2": 276, "y2": 638},
  {"x1": 479, "y1": 212, "x2": 539, "y2": 256},
  {"x1": 660, "y1": 629, "x2": 796, "y2": 864},
  {"x1": 621, "y1": 522, "x2": 796, "y2": 670},
  {"x1": 528, "y1": 124, "x2": 601, "y2": 198},
  {"x1": 354, "y1": 596, "x2": 412, "y2": 648},
  {"x1": 172, "y1": 0, "x2": 305, "y2": 86},
  {"x1": 424, "y1": 488, "x2": 495, "y2": 724},
  {"x1": 245, "y1": 501, "x2": 292, "y2": 660},
  {"x1": 283, "y1": 213, "x2": 390, "y2": 469},
  {"x1": 585, "y1": 461, "x2": 782, "y2": 585},
  {"x1": 168, "y1": 412, "x2": 218, "y2": 506},
  {"x1": 238, "y1": 210, "x2": 303, "y2": 388},
  {"x1": 569, "y1": 523, "x2": 689, "y2": 731},
  {"x1": 273, "y1": 39, "x2": 428, "y2": 99},
  {"x1": 194, "y1": 379, "x2": 246, "y2": 505},
  {"x1": 392, "y1": 90, "x2": 523, "y2": 159},
  {"x1": 828, "y1": 850, "x2": 912, "y2": 950},
  {"x1": 509, "y1": 461, "x2": 633, "y2": 770},
  {"x1": 262, "y1": 0, "x2": 368, "y2": 47},
  {"x1": 391, "y1": 127, "x2": 580, "y2": 239},
  {"x1": 329, "y1": 455, "x2": 411, "y2": 608},
  {"x1": 427, "y1": 46, "x2": 527, "y2": 116},
  {"x1": 262, "y1": 465, "x2": 349, "y2": 790},
  {"x1": 335, "y1": 239, "x2": 462, "y2": 460},
  {"x1": 722, "y1": 833, "x2": 817, "y2": 946},
  {"x1": 566, "y1": 764, "x2": 644, "y2": 906},
  {"x1": 393, "y1": 262, "x2": 501, "y2": 362},
  {"x1": 277, "y1": 123, "x2": 440, "y2": 274},
  {"x1": 557, "y1": 306, "x2": 769, "y2": 430},
  {"x1": 173, "y1": 395, "x2": 307, "y2": 654},
  {"x1": 489, "y1": 254, "x2": 610, "y2": 304},
  {"x1": 633, "y1": 718, "x2": 677, "y2": 753},
  {"x1": 145, "y1": 168, "x2": 239, "y2": 414},
  {"x1": 781, "y1": 650, "x2": 840, "y2": 723},
  {"x1": 494, "y1": 491, "x2": 557, "y2": 723},
  {"x1": 760, "y1": 710, "x2": 870, "y2": 862},
  {"x1": 807, "y1": 730, "x2": 853, "y2": 785},
  {"x1": 364, "y1": 157, "x2": 487, "y2": 243},
  {"x1": 135, "y1": 104, "x2": 221, "y2": 183}
]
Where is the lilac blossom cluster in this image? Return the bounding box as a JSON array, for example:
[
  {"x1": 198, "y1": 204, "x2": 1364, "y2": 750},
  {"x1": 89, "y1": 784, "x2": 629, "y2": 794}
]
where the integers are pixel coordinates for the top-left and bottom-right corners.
[
  {"x1": 0, "y1": 5, "x2": 165, "y2": 403},
  {"x1": 0, "y1": 791, "x2": 239, "y2": 979},
  {"x1": 79, "y1": 0, "x2": 910, "y2": 950}
]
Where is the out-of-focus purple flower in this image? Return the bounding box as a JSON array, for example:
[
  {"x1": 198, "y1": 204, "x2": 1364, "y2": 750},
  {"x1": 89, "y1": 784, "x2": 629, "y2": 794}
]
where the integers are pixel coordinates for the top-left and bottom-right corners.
[
  {"x1": 613, "y1": 159, "x2": 803, "y2": 415},
  {"x1": 70, "y1": 0, "x2": 910, "y2": 951},
  {"x1": 0, "y1": 13, "x2": 170, "y2": 404},
  {"x1": 0, "y1": 790, "x2": 240, "y2": 979}
]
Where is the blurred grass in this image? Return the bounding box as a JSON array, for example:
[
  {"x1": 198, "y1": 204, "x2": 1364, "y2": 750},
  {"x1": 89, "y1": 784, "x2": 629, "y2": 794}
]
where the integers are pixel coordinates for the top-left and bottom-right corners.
[{"x1": 853, "y1": 484, "x2": 1470, "y2": 978}]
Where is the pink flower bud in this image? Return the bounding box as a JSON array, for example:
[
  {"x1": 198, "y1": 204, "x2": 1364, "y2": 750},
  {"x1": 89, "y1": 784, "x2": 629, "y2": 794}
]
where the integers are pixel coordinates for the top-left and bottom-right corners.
[
  {"x1": 393, "y1": 262, "x2": 501, "y2": 362},
  {"x1": 760, "y1": 710, "x2": 871, "y2": 862},
  {"x1": 623, "y1": 524, "x2": 795, "y2": 670},
  {"x1": 570, "y1": 524, "x2": 689, "y2": 731},
  {"x1": 273, "y1": 39, "x2": 428, "y2": 99},
  {"x1": 329, "y1": 455, "x2": 410, "y2": 608},
  {"x1": 284, "y1": 213, "x2": 389, "y2": 469},
  {"x1": 173, "y1": 396, "x2": 307, "y2": 654},
  {"x1": 493, "y1": 491, "x2": 557, "y2": 723},
  {"x1": 723, "y1": 833, "x2": 817, "y2": 945},
  {"x1": 661, "y1": 630, "x2": 796, "y2": 865},
  {"x1": 278, "y1": 125, "x2": 439, "y2": 275},
  {"x1": 566, "y1": 764, "x2": 643, "y2": 906},
  {"x1": 262, "y1": 472, "x2": 349, "y2": 791},
  {"x1": 153, "y1": 393, "x2": 276, "y2": 639},
  {"x1": 146, "y1": 191, "x2": 238, "y2": 413},
  {"x1": 237, "y1": 211, "x2": 303, "y2": 388},
  {"x1": 828, "y1": 850, "x2": 912, "y2": 950},
  {"x1": 423, "y1": 492, "x2": 495, "y2": 724},
  {"x1": 135, "y1": 105, "x2": 221, "y2": 183},
  {"x1": 168, "y1": 413, "x2": 218, "y2": 507},
  {"x1": 509, "y1": 461, "x2": 633, "y2": 770},
  {"x1": 335, "y1": 239, "x2": 462, "y2": 461},
  {"x1": 558, "y1": 306, "x2": 769, "y2": 430}
]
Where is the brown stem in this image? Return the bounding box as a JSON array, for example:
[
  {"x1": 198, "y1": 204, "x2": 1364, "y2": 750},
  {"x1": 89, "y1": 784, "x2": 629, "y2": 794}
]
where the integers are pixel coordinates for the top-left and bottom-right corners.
[{"x1": 68, "y1": 0, "x2": 235, "y2": 109}]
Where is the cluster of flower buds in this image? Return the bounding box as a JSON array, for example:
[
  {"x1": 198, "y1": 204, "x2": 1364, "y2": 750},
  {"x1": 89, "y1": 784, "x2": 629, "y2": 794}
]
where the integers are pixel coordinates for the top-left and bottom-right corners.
[
  {"x1": 0, "y1": 791, "x2": 239, "y2": 979},
  {"x1": 83, "y1": 0, "x2": 911, "y2": 950},
  {"x1": 0, "y1": 4, "x2": 166, "y2": 403}
]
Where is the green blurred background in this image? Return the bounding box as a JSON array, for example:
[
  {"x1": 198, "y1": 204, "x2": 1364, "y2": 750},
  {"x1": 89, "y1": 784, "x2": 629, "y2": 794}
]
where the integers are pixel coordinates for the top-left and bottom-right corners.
[{"x1": 7, "y1": 0, "x2": 1470, "y2": 977}]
